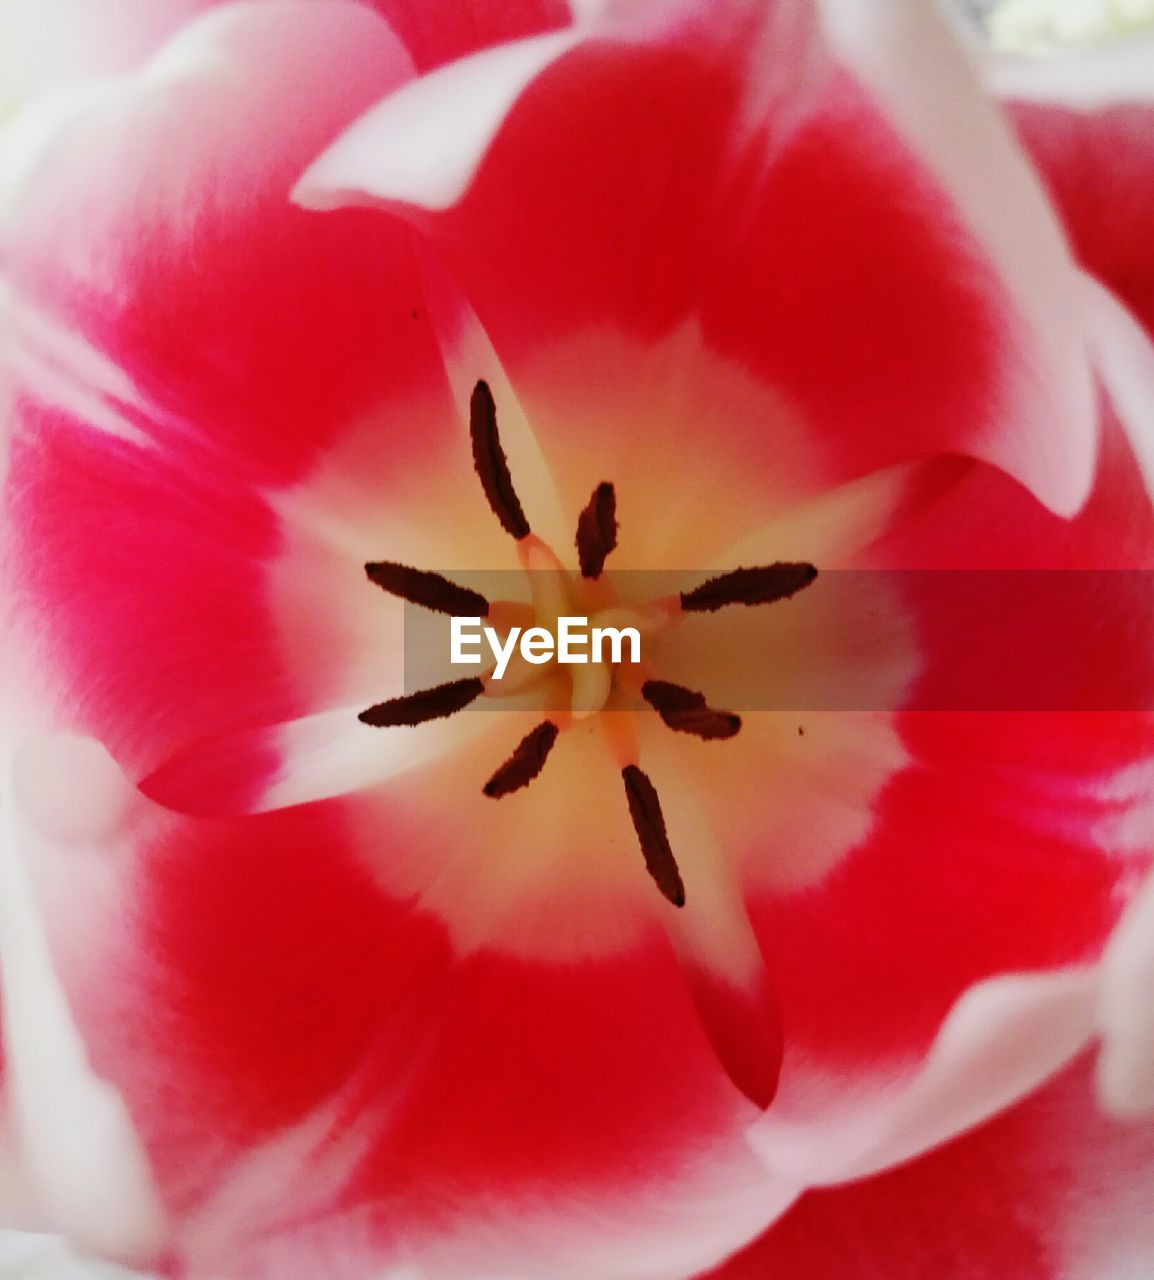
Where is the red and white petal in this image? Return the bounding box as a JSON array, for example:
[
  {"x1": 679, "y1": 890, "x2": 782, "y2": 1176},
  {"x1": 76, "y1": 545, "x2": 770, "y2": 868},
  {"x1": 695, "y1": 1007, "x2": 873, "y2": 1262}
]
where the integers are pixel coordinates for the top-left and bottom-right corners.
[
  {"x1": 2, "y1": 1, "x2": 431, "y2": 488},
  {"x1": 0, "y1": 0, "x2": 206, "y2": 102},
  {"x1": 705, "y1": 1058, "x2": 1154, "y2": 1280},
  {"x1": 0, "y1": 2, "x2": 472, "y2": 779},
  {"x1": 818, "y1": 0, "x2": 1096, "y2": 515},
  {"x1": 360, "y1": 0, "x2": 575, "y2": 74},
  {"x1": 788, "y1": 431, "x2": 1152, "y2": 1118},
  {"x1": 0, "y1": 737, "x2": 166, "y2": 1263},
  {"x1": 0, "y1": 0, "x2": 572, "y2": 105},
  {"x1": 1099, "y1": 868, "x2": 1154, "y2": 1117},
  {"x1": 737, "y1": 713, "x2": 1137, "y2": 1171},
  {"x1": 989, "y1": 31, "x2": 1154, "y2": 339},
  {"x1": 749, "y1": 970, "x2": 1098, "y2": 1191},
  {"x1": 299, "y1": 0, "x2": 1096, "y2": 536},
  {"x1": 15, "y1": 737, "x2": 798, "y2": 1280},
  {"x1": 656, "y1": 402, "x2": 1154, "y2": 1182}
]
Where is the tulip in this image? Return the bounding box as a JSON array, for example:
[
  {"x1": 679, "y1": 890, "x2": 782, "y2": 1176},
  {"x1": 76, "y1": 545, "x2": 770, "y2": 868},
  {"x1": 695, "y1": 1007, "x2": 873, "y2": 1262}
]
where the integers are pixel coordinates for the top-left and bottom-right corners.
[{"x1": 1, "y1": 2, "x2": 1154, "y2": 1278}]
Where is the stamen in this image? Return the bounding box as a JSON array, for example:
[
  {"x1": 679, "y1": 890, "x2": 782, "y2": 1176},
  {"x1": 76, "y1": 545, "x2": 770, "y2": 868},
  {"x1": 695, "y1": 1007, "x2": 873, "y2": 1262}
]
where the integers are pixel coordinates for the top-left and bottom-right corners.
[
  {"x1": 483, "y1": 720, "x2": 560, "y2": 798},
  {"x1": 576, "y1": 481, "x2": 618, "y2": 579},
  {"x1": 622, "y1": 764, "x2": 686, "y2": 908},
  {"x1": 359, "y1": 677, "x2": 484, "y2": 728},
  {"x1": 680, "y1": 563, "x2": 817, "y2": 613},
  {"x1": 470, "y1": 379, "x2": 531, "y2": 540},
  {"x1": 641, "y1": 680, "x2": 741, "y2": 740},
  {"x1": 365, "y1": 562, "x2": 489, "y2": 617}
]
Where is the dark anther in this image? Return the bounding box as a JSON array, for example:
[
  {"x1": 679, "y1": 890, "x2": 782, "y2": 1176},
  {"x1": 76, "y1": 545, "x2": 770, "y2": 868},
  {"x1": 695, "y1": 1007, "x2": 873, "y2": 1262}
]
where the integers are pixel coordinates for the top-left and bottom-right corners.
[
  {"x1": 680, "y1": 563, "x2": 817, "y2": 613},
  {"x1": 483, "y1": 720, "x2": 560, "y2": 798},
  {"x1": 622, "y1": 764, "x2": 685, "y2": 908},
  {"x1": 359, "y1": 677, "x2": 484, "y2": 728},
  {"x1": 470, "y1": 379, "x2": 531, "y2": 540},
  {"x1": 641, "y1": 679, "x2": 741, "y2": 740},
  {"x1": 365, "y1": 561, "x2": 490, "y2": 617},
  {"x1": 576, "y1": 481, "x2": 618, "y2": 579}
]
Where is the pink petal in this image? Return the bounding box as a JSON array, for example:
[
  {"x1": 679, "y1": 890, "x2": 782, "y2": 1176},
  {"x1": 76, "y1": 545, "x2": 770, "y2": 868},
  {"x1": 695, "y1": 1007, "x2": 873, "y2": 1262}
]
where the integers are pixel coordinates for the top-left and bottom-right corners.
[
  {"x1": 0, "y1": 2, "x2": 460, "y2": 770},
  {"x1": 750, "y1": 970, "x2": 1098, "y2": 1189},
  {"x1": 3, "y1": 2, "x2": 433, "y2": 489},
  {"x1": 139, "y1": 703, "x2": 503, "y2": 816},
  {"x1": 0, "y1": 0, "x2": 206, "y2": 97},
  {"x1": 355, "y1": 0, "x2": 574, "y2": 72},
  {"x1": 725, "y1": 403, "x2": 1154, "y2": 1174},
  {"x1": 299, "y1": 0, "x2": 1096, "y2": 517},
  {"x1": 0, "y1": 0, "x2": 571, "y2": 99},
  {"x1": 1, "y1": 736, "x2": 166, "y2": 1262},
  {"x1": 819, "y1": 0, "x2": 1096, "y2": 515},
  {"x1": 24, "y1": 763, "x2": 797, "y2": 1279},
  {"x1": 1099, "y1": 869, "x2": 1154, "y2": 1117},
  {"x1": 705, "y1": 1059, "x2": 1154, "y2": 1280},
  {"x1": 298, "y1": 29, "x2": 587, "y2": 212},
  {"x1": 3, "y1": 416, "x2": 299, "y2": 774},
  {"x1": 1000, "y1": 60, "x2": 1154, "y2": 342}
]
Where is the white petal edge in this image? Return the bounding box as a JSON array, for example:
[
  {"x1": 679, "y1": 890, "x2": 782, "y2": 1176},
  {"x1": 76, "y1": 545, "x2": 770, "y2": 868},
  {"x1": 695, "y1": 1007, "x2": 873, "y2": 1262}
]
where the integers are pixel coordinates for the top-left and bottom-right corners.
[
  {"x1": 294, "y1": 29, "x2": 586, "y2": 213},
  {"x1": 0, "y1": 0, "x2": 199, "y2": 106},
  {"x1": 818, "y1": 0, "x2": 1098, "y2": 519},
  {"x1": 750, "y1": 967, "x2": 1099, "y2": 1185},
  {"x1": 0, "y1": 1228, "x2": 147, "y2": 1279},
  {"x1": 142, "y1": 703, "x2": 506, "y2": 817},
  {"x1": 1080, "y1": 271, "x2": 1154, "y2": 504},
  {"x1": 1055, "y1": 264, "x2": 1154, "y2": 1091},
  {"x1": 0, "y1": 737, "x2": 167, "y2": 1264},
  {"x1": 1098, "y1": 869, "x2": 1154, "y2": 1117}
]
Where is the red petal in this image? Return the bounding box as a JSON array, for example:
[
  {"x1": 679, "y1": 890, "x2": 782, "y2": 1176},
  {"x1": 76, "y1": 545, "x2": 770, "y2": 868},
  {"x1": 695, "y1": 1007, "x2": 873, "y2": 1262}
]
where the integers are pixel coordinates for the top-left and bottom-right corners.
[
  {"x1": 0, "y1": 3, "x2": 460, "y2": 771},
  {"x1": 2, "y1": 2, "x2": 447, "y2": 490},
  {"x1": 302, "y1": 2, "x2": 1096, "y2": 519},
  {"x1": 705, "y1": 1058, "x2": 1154, "y2": 1280},
  {"x1": 1010, "y1": 97, "x2": 1154, "y2": 340},
  {"x1": 41, "y1": 792, "x2": 790, "y2": 1279}
]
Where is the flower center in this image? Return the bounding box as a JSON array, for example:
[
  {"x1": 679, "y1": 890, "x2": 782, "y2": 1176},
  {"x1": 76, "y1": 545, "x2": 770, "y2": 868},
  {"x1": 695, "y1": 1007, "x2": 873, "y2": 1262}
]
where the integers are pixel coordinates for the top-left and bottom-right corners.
[{"x1": 358, "y1": 381, "x2": 818, "y2": 908}]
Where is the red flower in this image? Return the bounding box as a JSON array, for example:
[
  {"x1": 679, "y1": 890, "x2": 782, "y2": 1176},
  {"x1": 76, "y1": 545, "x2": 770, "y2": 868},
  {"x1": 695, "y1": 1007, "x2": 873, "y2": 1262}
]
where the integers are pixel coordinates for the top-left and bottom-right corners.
[{"x1": 1, "y1": 3, "x2": 1153, "y2": 1277}]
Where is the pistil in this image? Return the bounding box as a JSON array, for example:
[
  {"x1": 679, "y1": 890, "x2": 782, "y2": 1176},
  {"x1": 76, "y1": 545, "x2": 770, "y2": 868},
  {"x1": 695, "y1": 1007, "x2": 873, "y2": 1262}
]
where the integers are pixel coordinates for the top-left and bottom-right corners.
[{"x1": 358, "y1": 379, "x2": 819, "y2": 909}]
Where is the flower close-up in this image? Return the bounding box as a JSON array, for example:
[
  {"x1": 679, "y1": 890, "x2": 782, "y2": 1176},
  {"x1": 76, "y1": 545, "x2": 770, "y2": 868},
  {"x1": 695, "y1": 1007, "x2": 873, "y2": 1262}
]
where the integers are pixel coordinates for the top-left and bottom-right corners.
[{"x1": 2, "y1": 0, "x2": 1154, "y2": 1277}]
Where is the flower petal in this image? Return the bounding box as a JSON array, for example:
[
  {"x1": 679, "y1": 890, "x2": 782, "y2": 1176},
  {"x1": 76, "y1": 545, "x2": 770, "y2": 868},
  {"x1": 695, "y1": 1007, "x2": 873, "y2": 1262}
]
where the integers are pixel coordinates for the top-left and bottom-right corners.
[
  {"x1": 0, "y1": 737, "x2": 166, "y2": 1264},
  {"x1": 21, "y1": 751, "x2": 800, "y2": 1279},
  {"x1": 0, "y1": 0, "x2": 572, "y2": 104},
  {"x1": 298, "y1": 29, "x2": 586, "y2": 214},
  {"x1": 730, "y1": 401, "x2": 1154, "y2": 1181},
  {"x1": 300, "y1": 0, "x2": 1096, "y2": 520},
  {"x1": 0, "y1": 2, "x2": 465, "y2": 772},
  {"x1": 348, "y1": 0, "x2": 573, "y2": 72},
  {"x1": 0, "y1": 0, "x2": 204, "y2": 100},
  {"x1": 1098, "y1": 868, "x2": 1154, "y2": 1117},
  {"x1": 818, "y1": 0, "x2": 1096, "y2": 514},
  {"x1": 2, "y1": 1, "x2": 435, "y2": 488},
  {"x1": 993, "y1": 40, "x2": 1154, "y2": 343},
  {"x1": 706, "y1": 1058, "x2": 1154, "y2": 1280},
  {"x1": 749, "y1": 969, "x2": 1099, "y2": 1188}
]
